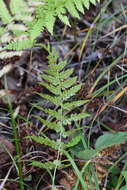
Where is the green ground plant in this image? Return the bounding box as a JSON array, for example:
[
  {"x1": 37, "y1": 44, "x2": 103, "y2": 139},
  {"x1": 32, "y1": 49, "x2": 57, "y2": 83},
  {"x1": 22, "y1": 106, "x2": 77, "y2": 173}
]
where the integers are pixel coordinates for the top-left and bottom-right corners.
[
  {"x1": 28, "y1": 44, "x2": 90, "y2": 189},
  {"x1": 1, "y1": 0, "x2": 127, "y2": 190},
  {"x1": 0, "y1": 0, "x2": 100, "y2": 51}
]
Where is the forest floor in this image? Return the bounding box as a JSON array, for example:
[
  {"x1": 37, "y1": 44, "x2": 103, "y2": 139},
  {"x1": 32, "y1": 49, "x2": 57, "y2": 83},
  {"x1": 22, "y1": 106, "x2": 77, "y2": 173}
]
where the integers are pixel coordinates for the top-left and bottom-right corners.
[{"x1": 1, "y1": 0, "x2": 127, "y2": 189}]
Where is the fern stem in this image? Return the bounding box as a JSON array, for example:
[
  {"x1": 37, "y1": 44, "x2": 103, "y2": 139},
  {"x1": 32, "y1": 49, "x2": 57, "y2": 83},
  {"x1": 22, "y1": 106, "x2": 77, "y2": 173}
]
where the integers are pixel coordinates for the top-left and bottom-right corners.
[{"x1": 52, "y1": 76, "x2": 63, "y2": 189}]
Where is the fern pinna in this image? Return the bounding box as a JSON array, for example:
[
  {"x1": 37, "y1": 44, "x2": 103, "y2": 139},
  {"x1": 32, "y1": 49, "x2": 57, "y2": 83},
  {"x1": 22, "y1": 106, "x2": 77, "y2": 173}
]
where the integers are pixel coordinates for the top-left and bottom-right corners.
[
  {"x1": 0, "y1": 0, "x2": 100, "y2": 51},
  {"x1": 28, "y1": 45, "x2": 90, "y2": 170}
]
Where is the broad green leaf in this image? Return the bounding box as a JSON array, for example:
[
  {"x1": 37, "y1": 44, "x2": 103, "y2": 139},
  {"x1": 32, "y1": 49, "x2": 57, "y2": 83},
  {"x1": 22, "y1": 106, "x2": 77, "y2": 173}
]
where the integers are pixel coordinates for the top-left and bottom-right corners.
[
  {"x1": 95, "y1": 132, "x2": 127, "y2": 151},
  {"x1": 77, "y1": 149, "x2": 98, "y2": 160}
]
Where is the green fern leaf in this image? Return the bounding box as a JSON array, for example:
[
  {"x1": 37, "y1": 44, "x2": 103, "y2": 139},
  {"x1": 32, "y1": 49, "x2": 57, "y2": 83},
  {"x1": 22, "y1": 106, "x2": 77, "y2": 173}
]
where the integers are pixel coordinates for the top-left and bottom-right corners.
[
  {"x1": 34, "y1": 116, "x2": 65, "y2": 133},
  {"x1": 65, "y1": 113, "x2": 90, "y2": 124},
  {"x1": 90, "y1": 0, "x2": 97, "y2": 5},
  {"x1": 43, "y1": 69, "x2": 57, "y2": 77},
  {"x1": 62, "y1": 84, "x2": 82, "y2": 101},
  {"x1": 39, "y1": 82, "x2": 61, "y2": 95},
  {"x1": 31, "y1": 103, "x2": 45, "y2": 112},
  {"x1": 37, "y1": 93, "x2": 61, "y2": 106},
  {"x1": 73, "y1": 0, "x2": 84, "y2": 13},
  {"x1": 45, "y1": 12, "x2": 55, "y2": 34},
  {"x1": 60, "y1": 68, "x2": 74, "y2": 80},
  {"x1": 31, "y1": 160, "x2": 66, "y2": 169},
  {"x1": 6, "y1": 39, "x2": 34, "y2": 51},
  {"x1": 66, "y1": 135, "x2": 81, "y2": 148},
  {"x1": 41, "y1": 108, "x2": 65, "y2": 121},
  {"x1": 32, "y1": 105, "x2": 65, "y2": 122},
  {"x1": 57, "y1": 61, "x2": 68, "y2": 72},
  {"x1": 65, "y1": 1, "x2": 80, "y2": 19},
  {"x1": 0, "y1": 27, "x2": 5, "y2": 37},
  {"x1": 29, "y1": 19, "x2": 45, "y2": 41},
  {"x1": 63, "y1": 100, "x2": 89, "y2": 111},
  {"x1": 58, "y1": 14, "x2": 70, "y2": 26},
  {"x1": 41, "y1": 74, "x2": 59, "y2": 86},
  {"x1": 0, "y1": 0, "x2": 12, "y2": 24},
  {"x1": 29, "y1": 135, "x2": 63, "y2": 150},
  {"x1": 10, "y1": 0, "x2": 28, "y2": 15},
  {"x1": 31, "y1": 161, "x2": 56, "y2": 169},
  {"x1": 48, "y1": 64, "x2": 60, "y2": 72},
  {"x1": 81, "y1": 0, "x2": 90, "y2": 9},
  {"x1": 61, "y1": 76, "x2": 77, "y2": 89}
]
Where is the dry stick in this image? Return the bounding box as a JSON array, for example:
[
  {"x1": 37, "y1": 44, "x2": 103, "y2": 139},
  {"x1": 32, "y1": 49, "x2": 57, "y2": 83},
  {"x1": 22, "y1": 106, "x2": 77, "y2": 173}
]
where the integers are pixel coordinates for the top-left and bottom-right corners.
[{"x1": 0, "y1": 166, "x2": 13, "y2": 190}]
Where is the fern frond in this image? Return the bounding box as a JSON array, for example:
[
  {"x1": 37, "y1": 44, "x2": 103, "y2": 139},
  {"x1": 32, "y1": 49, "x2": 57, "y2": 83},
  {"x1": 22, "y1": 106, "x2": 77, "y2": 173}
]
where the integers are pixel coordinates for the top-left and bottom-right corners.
[
  {"x1": 62, "y1": 84, "x2": 82, "y2": 101},
  {"x1": 34, "y1": 116, "x2": 65, "y2": 133},
  {"x1": 0, "y1": 27, "x2": 5, "y2": 37},
  {"x1": 60, "y1": 68, "x2": 74, "y2": 80},
  {"x1": 0, "y1": 0, "x2": 100, "y2": 51},
  {"x1": 57, "y1": 61, "x2": 68, "y2": 71},
  {"x1": 27, "y1": 0, "x2": 100, "y2": 37},
  {"x1": 30, "y1": 46, "x2": 90, "y2": 173},
  {"x1": 37, "y1": 93, "x2": 61, "y2": 106},
  {"x1": 62, "y1": 100, "x2": 89, "y2": 111},
  {"x1": 66, "y1": 135, "x2": 81, "y2": 148},
  {"x1": 29, "y1": 135, "x2": 64, "y2": 150},
  {"x1": 58, "y1": 14, "x2": 70, "y2": 26},
  {"x1": 31, "y1": 160, "x2": 66, "y2": 169},
  {"x1": 64, "y1": 113, "x2": 90, "y2": 124},
  {"x1": 65, "y1": 1, "x2": 80, "y2": 19},
  {"x1": 0, "y1": 0, "x2": 12, "y2": 24},
  {"x1": 39, "y1": 82, "x2": 61, "y2": 95},
  {"x1": 90, "y1": 0, "x2": 96, "y2": 5},
  {"x1": 10, "y1": 0, "x2": 28, "y2": 16},
  {"x1": 42, "y1": 108, "x2": 66, "y2": 121},
  {"x1": 45, "y1": 11, "x2": 56, "y2": 34},
  {"x1": 81, "y1": 0, "x2": 90, "y2": 9},
  {"x1": 6, "y1": 38, "x2": 34, "y2": 50},
  {"x1": 61, "y1": 77, "x2": 77, "y2": 89},
  {"x1": 29, "y1": 18, "x2": 45, "y2": 41},
  {"x1": 31, "y1": 161, "x2": 57, "y2": 169},
  {"x1": 41, "y1": 74, "x2": 59, "y2": 86}
]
